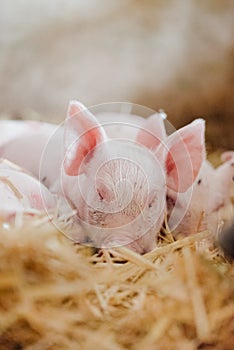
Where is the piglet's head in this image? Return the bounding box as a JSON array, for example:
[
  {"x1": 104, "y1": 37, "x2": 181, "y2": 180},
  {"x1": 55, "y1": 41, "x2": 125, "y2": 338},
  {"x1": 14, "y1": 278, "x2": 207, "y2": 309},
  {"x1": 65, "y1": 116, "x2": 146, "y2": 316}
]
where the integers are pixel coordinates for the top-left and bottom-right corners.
[
  {"x1": 136, "y1": 114, "x2": 205, "y2": 194},
  {"x1": 63, "y1": 100, "x2": 205, "y2": 253}
]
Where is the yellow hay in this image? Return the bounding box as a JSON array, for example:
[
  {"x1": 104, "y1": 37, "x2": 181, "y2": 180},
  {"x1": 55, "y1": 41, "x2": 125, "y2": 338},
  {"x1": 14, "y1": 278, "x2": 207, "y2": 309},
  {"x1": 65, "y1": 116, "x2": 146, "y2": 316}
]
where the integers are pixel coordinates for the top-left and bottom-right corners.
[
  {"x1": 0, "y1": 150, "x2": 233, "y2": 349},
  {"x1": 0, "y1": 217, "x2": 233, "y2": 350}
]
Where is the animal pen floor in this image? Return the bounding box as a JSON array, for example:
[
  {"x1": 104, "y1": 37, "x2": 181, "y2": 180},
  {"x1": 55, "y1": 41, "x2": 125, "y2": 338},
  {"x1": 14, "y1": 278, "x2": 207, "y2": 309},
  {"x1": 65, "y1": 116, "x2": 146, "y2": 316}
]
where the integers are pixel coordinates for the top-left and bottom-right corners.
[{"x1": 0, "y1": 211, "x2": 233, "y2": 350}]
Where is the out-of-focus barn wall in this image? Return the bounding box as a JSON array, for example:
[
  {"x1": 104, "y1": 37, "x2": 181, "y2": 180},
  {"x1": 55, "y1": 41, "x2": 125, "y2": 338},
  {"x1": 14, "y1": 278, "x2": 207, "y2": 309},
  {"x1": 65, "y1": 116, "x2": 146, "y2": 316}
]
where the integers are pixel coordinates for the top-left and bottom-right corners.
[{"x1": 0, "y1": 0, "x2": 233, "y2": 147}]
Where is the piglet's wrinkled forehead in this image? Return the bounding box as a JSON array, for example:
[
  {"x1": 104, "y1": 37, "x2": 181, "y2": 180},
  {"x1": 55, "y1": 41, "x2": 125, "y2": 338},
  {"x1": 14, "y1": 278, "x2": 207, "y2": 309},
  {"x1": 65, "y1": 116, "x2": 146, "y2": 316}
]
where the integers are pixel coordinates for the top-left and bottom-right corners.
[{"x1": 83, "y1": 139, "x2": 166, "y2": 188}]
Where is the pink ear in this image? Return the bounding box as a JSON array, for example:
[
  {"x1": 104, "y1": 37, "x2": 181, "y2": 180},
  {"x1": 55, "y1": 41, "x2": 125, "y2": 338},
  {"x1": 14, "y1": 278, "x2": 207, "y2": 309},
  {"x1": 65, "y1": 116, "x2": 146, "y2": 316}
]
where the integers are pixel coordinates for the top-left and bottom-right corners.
[
  {"x1": 221, "y1": 151, "x2": 234, "y2": 163},
  {"x1": 136, "y1": 112, "x2": 167, "y2": 149},
  {"x1": 165, "y1": 119, "x2": 205, "y2": 192},
  {"x1": 64, "y1": 100, "x2": 107, "y2": 176}
]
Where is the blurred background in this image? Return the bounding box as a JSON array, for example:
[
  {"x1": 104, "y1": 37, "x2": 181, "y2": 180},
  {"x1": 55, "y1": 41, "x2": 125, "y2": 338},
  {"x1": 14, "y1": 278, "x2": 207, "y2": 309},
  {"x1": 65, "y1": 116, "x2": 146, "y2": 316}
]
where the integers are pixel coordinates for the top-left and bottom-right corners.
[{"x1": 0, "y1": 0, "x2": 233, "y2": 148}]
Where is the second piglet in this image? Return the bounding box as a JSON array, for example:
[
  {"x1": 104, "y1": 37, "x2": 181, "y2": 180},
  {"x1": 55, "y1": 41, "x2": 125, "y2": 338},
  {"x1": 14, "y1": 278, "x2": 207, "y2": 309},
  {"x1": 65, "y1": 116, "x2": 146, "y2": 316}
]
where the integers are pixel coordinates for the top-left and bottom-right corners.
[{"x1": 167, "y1": 151, "x2": 234, "y2": 236}]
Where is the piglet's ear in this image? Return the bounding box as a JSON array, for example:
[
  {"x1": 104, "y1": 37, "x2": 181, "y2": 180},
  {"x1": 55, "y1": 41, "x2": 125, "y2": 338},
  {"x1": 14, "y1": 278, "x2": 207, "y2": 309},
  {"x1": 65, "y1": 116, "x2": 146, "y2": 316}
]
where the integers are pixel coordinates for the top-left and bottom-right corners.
[
  {"x1": 64, "y1": 100, "x2": 107, "y2": 176},
  {"x1": 136, "y1": 112, "x2": 167, "y2": 150},
  {"x1": 165, "y1": 119, "x2": 205, "y2": 192},
  {"x1": 221, "y1": 151, "x2": 234, "y2": 163}
]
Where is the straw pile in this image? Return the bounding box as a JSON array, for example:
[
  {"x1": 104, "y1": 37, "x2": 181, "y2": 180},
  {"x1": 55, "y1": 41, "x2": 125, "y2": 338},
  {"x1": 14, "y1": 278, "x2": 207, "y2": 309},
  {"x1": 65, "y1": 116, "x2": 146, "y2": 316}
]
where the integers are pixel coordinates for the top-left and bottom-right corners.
[{"x1": 0, "y1": 214, "x2": 233, "y2": 350}]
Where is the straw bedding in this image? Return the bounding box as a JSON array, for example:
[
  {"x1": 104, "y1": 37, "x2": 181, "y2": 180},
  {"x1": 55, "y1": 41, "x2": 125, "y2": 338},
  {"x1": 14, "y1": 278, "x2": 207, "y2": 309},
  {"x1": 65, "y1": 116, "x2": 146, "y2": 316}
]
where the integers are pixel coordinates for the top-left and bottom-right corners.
[
  {"x1": 0, "y1": 213, "x2": 233, "y2": 350},
  {"x1": 0, "y1": 150, "x2": 233, "y2": 350}
]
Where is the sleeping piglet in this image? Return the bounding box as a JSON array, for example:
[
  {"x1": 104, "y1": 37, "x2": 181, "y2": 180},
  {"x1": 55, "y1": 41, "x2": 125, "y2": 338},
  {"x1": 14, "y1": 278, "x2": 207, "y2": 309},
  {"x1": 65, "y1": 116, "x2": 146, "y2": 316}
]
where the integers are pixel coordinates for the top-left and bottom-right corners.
[
  {"x1": 167, "y1": 151, "x2": 234, "y2": 236},
  {"x1": 58, "y1": 101, "x2": 205, "y2": 252}
]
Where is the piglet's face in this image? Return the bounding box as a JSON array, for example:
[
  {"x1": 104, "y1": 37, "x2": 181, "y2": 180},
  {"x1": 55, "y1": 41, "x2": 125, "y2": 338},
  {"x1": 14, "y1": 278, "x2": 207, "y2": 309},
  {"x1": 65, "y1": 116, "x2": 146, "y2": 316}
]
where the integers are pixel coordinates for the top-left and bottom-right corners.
[
  {"x1": 63, "y1": 101, "x2": 205, "y2": 253},
  {"x1": 79, "y1": 142, "x2": 166, "y2": 253}
]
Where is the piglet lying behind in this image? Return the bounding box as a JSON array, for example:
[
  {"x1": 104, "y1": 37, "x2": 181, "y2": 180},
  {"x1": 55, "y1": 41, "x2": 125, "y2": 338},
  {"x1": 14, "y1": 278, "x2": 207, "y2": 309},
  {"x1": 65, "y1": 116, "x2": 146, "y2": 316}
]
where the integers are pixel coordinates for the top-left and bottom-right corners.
[
  {"x1": 167, "y1": 152, "x2": 234, "y2": 236},
  {"x1": 0, "y1": 120, "x2": 59, "y2": 184}
]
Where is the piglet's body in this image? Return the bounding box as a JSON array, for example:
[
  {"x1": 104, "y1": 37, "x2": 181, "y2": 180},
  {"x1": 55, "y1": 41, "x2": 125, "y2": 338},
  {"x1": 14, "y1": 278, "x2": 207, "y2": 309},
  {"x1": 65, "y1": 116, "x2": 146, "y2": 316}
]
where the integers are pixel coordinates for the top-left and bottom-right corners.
[{"x1": 0, "y1": 159, "x2": 56, "y2": 224}]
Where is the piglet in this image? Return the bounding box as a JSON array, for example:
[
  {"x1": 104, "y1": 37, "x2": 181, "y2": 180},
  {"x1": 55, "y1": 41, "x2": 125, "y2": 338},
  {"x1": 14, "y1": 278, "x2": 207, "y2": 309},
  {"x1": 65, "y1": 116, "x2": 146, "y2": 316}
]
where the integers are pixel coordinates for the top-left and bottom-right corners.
[
  {"x1": 0, "y1": 119, "x2": 58, "y2": 183},
  {"x1": 0, "y1": 159, "x2": 56, "y2": 225},
  {"x1": 60, "y1": 101, "x2": 205, "y2": 252},
  {"x1": 167, "y1": 152, "x2": 234, "y2": 236}
]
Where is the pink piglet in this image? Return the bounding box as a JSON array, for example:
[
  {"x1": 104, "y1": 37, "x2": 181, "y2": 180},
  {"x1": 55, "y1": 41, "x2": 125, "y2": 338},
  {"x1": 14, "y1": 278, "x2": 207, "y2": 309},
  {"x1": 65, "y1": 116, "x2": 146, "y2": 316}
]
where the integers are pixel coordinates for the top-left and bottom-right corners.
[
  {"x1": 167, "y1": 151, "x2": 234, "y2": 236},
  {"x1": 60, "y1": 101, "x2": 205, "y2": 252},
  {"x1": 0, "y1": 159, "x2": 56, "y2": 225}
]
